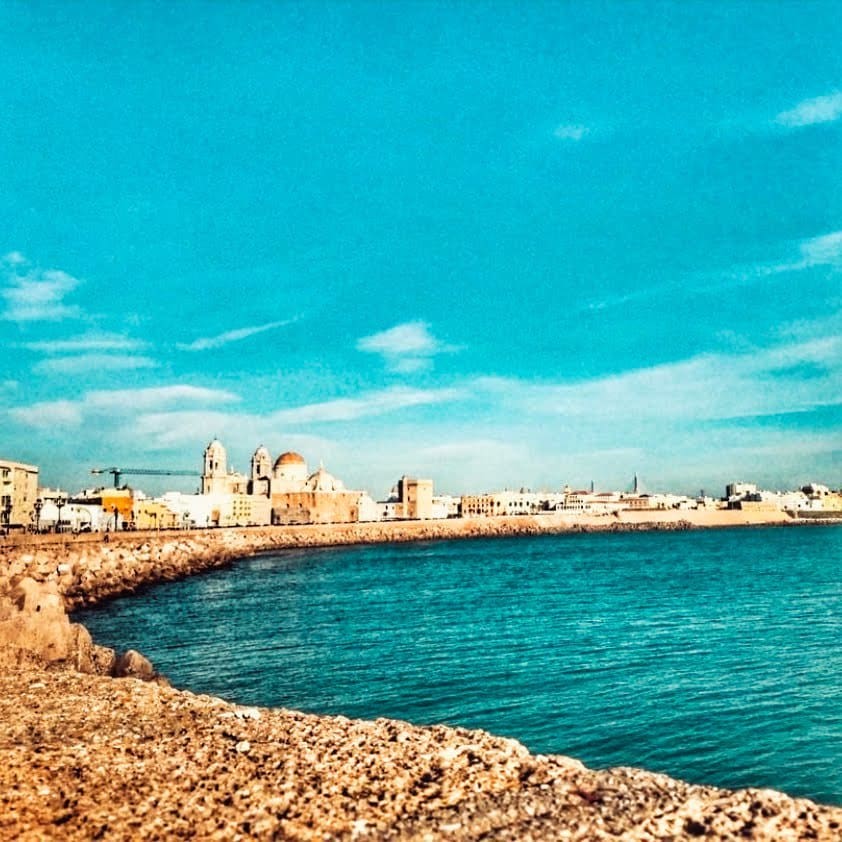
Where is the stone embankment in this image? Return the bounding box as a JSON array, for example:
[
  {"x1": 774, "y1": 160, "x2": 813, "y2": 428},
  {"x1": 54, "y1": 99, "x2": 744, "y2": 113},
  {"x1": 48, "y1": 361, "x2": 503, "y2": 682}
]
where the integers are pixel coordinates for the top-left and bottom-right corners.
[
  {"x1": 0, "y1": 515, "x2": 660, "y2": 610},
  {"x1": 0, "y1": 507, "x2": 793, "y2": 611},
  {"x1": 3, "y1": 512, "x2": 842, "y2": 840}
]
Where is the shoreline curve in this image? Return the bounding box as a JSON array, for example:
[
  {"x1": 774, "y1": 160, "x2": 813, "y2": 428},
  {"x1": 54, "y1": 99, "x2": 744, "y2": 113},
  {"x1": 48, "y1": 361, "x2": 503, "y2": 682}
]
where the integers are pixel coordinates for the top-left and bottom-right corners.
[{"x1": 2, "y1": 512, "x2": 841, "y2": 839}]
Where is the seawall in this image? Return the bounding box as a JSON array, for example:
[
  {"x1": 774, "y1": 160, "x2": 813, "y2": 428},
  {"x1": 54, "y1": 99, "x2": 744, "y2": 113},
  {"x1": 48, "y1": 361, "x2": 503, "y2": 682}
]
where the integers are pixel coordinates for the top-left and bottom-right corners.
[{"x1": 0, "y1": 507, "x2": 796, "y2": 611}]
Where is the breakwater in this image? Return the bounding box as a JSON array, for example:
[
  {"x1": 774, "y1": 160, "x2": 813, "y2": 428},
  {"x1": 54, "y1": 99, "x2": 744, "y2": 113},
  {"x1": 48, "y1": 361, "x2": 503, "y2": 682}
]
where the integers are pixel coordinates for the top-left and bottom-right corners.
[
  {"x1": 1, "y1": 515, "x2": 665, "y2": 610},
  {"x1": 0, "y1": 507, "x2": 794, "y2": 612}
]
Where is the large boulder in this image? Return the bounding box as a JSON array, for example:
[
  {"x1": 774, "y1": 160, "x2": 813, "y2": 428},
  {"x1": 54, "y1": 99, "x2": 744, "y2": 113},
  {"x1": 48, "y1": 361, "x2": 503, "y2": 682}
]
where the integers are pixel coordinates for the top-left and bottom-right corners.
[
  {"x1": 0, "y1": 577, "x2": 114, "y2": 674},
  {"x1": 112, "y1": 649, "x2": 156, "y2": 681}
]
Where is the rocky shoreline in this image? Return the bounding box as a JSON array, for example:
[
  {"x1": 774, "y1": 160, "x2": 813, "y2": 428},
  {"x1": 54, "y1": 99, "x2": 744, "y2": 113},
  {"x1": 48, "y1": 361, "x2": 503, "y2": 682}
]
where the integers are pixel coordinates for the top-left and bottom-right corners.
[{"x1": 2, "y1": 515, "x2": 841, "y2": 839}]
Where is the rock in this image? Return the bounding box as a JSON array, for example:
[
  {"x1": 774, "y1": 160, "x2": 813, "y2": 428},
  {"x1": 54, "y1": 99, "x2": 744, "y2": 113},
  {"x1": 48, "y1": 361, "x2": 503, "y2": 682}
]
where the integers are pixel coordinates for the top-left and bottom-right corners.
[
  {"x1": 112, "y1": 649, "x2": 156, "y2": 681},
  {"x1": 0, "y1": 577, "x2": 115, "y2": 675}
]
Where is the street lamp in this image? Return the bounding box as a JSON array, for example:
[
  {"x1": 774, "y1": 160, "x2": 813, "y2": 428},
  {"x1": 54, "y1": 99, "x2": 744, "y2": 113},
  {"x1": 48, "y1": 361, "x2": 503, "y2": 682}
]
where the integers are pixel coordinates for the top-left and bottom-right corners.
[
  {"x1": 33, "y1": 498, "x2": 43, "y2": 533},
  {"x1": 55, "y1": 498, "x2": 65, "y2": 533},
  {"x1": 112, "y1": 505, "x2": 119, "y2": 532}
]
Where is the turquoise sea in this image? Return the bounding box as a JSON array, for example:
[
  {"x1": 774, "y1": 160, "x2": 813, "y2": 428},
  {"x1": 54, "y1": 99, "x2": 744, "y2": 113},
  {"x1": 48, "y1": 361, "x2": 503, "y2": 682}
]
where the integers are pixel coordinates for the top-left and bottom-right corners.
[{"x1": 77, "y1": 525, "x2": 842, "y2": 805}]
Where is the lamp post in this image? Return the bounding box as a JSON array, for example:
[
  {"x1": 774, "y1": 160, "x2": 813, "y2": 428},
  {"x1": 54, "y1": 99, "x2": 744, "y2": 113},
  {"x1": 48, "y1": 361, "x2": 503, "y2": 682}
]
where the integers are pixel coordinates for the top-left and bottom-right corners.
[
  {"x1": 33, "y1": 498, "x2": 43, "y2": 533},
  {"x1": 55, "y1": 498, "x2": 65, "y2": 533},
  {"x1": 112, "y1": 505, "x2": 119, "y2": 532}
]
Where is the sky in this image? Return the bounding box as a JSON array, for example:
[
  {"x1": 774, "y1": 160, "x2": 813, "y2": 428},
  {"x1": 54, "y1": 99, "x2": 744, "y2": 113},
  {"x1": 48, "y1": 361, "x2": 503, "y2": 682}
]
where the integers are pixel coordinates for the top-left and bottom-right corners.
[{"x1": 1, "y1": 1, "x2": 840, "y2": 498}]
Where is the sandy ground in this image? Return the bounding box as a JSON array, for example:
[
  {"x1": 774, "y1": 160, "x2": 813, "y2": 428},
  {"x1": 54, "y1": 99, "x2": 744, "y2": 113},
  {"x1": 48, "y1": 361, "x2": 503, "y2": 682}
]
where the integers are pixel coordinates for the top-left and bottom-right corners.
[{"x1": 2, "y1": 667, "x2": 841, "y2": 841}]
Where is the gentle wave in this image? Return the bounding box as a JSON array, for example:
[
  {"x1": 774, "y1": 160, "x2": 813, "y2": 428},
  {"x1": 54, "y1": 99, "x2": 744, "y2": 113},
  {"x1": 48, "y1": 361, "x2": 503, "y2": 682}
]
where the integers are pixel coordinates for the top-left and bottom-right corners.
[{"x1": 78, "y1": 525, "x2": 842, "y2": 805}]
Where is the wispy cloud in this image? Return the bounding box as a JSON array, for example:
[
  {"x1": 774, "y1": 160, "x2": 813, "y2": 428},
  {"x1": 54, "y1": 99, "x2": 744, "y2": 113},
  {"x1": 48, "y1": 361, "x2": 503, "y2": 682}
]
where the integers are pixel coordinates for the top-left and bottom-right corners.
[
  {"x1": 7, "y1": 385, "x2": 240, "y2": 429},
  {"x1": 477, "y1": 334, "x2": 841, "y2": 424},
  {"x1": 1, "y1": 253, "x2": 83, "y2": 322},
  {"x1": 85, "y1": 385, "x2": 240, "y2": 411},
  {"x1": 22, "y1": 332, "x2": 148, "y2": 354},
  {"x1": 797, "y1": 230, "x2": 842, "y2": 266},
  {"x1": 177, "y1": 319, "x2": 296, "y2": 351},
  {"x1": 270, "y1": 385, "x2": 463, "y2": 424},
  {"x1": 759, "y1": 230, "x2": 842, "y2": 276},
  {"x1": 579, "y1": 230, "x2": 842, "y2": 314},
  {"x1": 553, "y1": 124, "x2": 589, "y2": 141},
  {"x1": 775, "y1": 91, "x2": 842, "y2": 128},
  {"x1": 33, "y1": 354, "x2": 158, "y2": 375},
  {"x1": 356, "y1": 321, "x2": 459, "y2": 372}
]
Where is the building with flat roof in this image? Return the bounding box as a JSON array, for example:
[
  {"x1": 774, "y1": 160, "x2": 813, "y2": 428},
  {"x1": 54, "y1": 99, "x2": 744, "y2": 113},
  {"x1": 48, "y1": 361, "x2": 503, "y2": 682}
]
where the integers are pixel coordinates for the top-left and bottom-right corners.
[{"x1": 0, "y1": 458, "x2": 39, "y2": 530}]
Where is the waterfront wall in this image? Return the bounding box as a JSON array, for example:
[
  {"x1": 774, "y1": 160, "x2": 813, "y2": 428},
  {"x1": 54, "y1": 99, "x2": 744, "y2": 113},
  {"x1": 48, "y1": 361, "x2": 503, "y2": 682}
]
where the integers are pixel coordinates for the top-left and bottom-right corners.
[{"x1": 0, "y1": 507, "x2": 796, "y2": 612}]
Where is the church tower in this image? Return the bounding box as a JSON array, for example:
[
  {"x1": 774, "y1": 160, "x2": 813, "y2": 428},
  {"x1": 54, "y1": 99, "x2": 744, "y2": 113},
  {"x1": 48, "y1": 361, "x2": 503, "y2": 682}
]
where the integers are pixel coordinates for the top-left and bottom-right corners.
[
  {"x1": 250, "y1": 445, "x2": 272, "y2": 497},
  {"x1": 201, "y1": 439, "x2": 228, "y2": 495}
]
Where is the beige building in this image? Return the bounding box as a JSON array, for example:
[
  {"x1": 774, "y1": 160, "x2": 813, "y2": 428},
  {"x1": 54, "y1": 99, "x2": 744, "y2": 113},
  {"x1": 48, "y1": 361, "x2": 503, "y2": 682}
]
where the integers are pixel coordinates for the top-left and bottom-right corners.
[
  {"x1": 393, "y1": 476, "x2": 434, "y2": 520},
  {"x1": 200, "y1": 439, "x2": 367, "y2": 526},
  {"x1": 134, "y1": 498, "x2": 180, "y2": 531},
  {"x1": 0, "y1": 458, "x2": 39, "y2": 530}
]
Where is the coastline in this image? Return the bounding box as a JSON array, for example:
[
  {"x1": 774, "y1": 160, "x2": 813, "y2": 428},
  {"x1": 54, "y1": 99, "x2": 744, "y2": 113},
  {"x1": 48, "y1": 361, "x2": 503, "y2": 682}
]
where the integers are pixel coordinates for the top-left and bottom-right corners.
[
  {"x1": 2, "y1": 512, "x2": 842, "y2": 839},
  {"x1": 0, "y1": 507, "x2": 814, "y2": 611}
]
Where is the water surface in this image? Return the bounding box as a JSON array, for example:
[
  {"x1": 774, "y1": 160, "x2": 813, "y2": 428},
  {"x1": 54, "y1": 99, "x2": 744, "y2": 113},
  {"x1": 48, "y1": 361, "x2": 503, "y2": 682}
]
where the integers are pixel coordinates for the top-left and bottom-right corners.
[{"x1": 78, "y1": 525, "x2": 842, "y2": 804}]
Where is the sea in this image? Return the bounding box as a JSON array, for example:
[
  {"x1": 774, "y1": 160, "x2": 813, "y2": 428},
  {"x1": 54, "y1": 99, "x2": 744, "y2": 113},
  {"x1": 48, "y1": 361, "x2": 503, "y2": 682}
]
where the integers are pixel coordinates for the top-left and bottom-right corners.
[{"x1": 76, "y1": 524, "x2": 842, "y2": 805}]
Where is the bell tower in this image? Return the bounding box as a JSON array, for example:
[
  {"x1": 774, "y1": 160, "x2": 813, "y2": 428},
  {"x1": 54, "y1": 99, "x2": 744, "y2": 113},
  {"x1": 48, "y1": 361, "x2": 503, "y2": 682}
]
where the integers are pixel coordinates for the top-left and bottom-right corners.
[{"x1": 201, "y1": 439, "x2": 228, "y2": 494}]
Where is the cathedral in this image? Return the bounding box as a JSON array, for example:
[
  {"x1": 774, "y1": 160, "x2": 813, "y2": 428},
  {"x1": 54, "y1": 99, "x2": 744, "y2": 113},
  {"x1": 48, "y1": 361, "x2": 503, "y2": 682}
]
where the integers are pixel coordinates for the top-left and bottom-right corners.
[{"x1": 200, "y1": 439, "x2": 368, "y2": 525}]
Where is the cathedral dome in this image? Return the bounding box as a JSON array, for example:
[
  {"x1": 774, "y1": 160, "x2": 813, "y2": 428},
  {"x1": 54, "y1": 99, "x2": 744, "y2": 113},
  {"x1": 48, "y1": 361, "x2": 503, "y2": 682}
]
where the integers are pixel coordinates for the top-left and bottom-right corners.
[
  {"x1": 304, "y1": 466, "x2": 344, "y2": 493},
  {"x1": 274, "y1": 451, "x2": 305, "y2": 469}
]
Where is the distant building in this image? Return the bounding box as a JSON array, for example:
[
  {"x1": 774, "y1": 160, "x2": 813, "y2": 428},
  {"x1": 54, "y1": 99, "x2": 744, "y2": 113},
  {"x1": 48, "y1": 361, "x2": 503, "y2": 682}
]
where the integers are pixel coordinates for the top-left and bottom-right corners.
[
  {"x1": 431, "y1": 494, "x2": 461, "y2": 519},
  {"x1": 726, "y1": 482, "x2": 758, "y2": 501},
  {"x1": 461, "y1": 490, "x2": 544, "y2": 517},
  {"x1": 199, "y1": 439, "x2": 367, "y2": 526},
  {"x1": 394, "y1": 476, "x2": 434, "y2": 520},
  {"x1": 0, "y1": 458, "x2": 38, "y2": 530}
]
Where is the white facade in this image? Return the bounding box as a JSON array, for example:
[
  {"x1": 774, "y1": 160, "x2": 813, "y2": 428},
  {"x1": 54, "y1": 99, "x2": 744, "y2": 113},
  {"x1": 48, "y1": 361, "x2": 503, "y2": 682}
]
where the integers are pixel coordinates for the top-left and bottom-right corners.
[{"x1": 161, "y1": 491, "x2": 272, "y2": 528}]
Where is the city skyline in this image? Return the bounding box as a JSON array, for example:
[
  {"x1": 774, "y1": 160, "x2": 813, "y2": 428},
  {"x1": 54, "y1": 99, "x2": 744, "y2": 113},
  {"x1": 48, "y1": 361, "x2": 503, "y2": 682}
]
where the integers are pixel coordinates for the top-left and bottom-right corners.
[{"x1": 1, "y1": 2, "x2": 840, "y2": 496}]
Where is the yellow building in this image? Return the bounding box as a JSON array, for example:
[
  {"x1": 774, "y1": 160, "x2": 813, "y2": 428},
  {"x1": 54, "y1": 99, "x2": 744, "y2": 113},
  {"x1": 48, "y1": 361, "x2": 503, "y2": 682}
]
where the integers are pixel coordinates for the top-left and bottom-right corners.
[
  {"x1": 101, "y1": 488, "x2": 134, "y2": 529},
  {"x1": 0, "y1": 458, "x2": 39, "y2": 530},
  {"x1": 134, "y1": 499, "x2": 180, "y2": 531}
]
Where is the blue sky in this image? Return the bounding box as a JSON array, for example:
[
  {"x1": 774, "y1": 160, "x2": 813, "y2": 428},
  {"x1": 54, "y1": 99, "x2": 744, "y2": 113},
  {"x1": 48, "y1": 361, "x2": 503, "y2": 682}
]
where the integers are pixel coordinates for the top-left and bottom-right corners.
[{"x1": 1, "y1": 1, "x2": 840, "y2": 497}]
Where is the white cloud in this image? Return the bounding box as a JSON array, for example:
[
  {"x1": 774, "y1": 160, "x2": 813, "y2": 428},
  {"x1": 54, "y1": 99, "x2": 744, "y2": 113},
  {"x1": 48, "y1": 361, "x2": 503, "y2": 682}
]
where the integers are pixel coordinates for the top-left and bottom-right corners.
[
  {"x1": 775, "y1": 91, "x2": 842, "y2": 128},
  {"x1": 33, "y1": 354, "x2": 158, "y2": 375},
  {"x1": 270, "y1": 385, "x2": 463, "y2": 424},
  {"x1": 22, "y1": 333, "x2": 148, "y2": 354},
  {"x1": 356, "y1": 321, "x2": 458, "y2": 372},
  {"x1": 131, "y1": 410, "x2": 253, "y2": 447},
  {"x1": 177, "y1": 319, "x2": 296, "y2": 351},
  {"x1": 798, "y1": 230, "x2": 842, "y2": 265},
  {"x1": 580, "y1": 229, "x2": 842, "y2": 315},
  {"x1": 759, "y1": 230, "x2": 842, "y2": 276},
  {"x1": 7, "y1": 384, "x2": 240, "y2": 429},
  {"x1": 553, "y1": 124, "x2": 589, "y2": 141},
  {"x1": 1, "y1": 260, "x2": 83, "y2": 322},
  {"x1": 476, "y1": 334, "x2": 841, "y2": 424},
  {"x1": 8, "y1": 399, "x2": 84, "y2": 428},
  {"x1": 84, "y1": 385, "x2": 240, "y2": 411}
]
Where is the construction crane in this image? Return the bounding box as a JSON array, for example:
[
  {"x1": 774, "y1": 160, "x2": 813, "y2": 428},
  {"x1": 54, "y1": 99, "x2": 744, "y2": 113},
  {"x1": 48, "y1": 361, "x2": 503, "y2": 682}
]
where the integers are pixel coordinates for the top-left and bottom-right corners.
[{"x1": 91, "y1": 467, "x2": 198, "y2": 488}]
